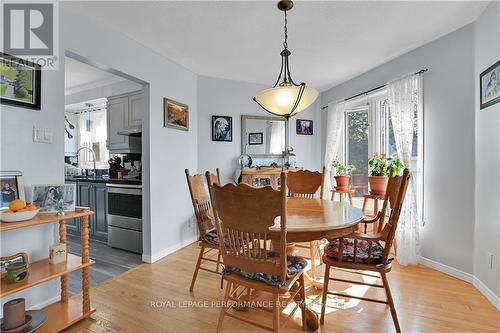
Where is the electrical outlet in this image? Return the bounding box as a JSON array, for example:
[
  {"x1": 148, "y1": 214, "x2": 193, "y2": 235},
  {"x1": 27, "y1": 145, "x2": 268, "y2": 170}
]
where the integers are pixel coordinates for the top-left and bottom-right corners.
[{"x1": 487, "y1": 252, "x2": 494, "y2": 269}]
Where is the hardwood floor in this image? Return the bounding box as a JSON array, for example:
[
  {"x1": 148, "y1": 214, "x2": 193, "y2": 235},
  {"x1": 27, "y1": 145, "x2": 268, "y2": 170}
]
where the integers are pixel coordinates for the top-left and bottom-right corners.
[
  {"x1": 66, "y1": 234, "x2": 142, "y2": 295},
  {"x1": 66, "y1": 243, "x2": 500, "y2": 333}
]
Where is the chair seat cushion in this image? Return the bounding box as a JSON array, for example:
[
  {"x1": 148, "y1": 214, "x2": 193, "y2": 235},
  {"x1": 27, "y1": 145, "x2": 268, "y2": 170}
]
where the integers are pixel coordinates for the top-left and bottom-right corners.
[
  {"x1": 203, "y1": 229, "x2": 219, "y2": 245},
  {"x1": 225, "y1": 252, "x2": 307, "y2": 287},
  {"x1": 324, "y1": 238, "x2": 384, "y2": 264}
]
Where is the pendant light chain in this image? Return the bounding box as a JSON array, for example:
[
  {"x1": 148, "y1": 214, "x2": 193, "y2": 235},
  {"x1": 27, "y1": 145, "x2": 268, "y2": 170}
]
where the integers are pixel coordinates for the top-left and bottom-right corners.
[{"x1": 283, "y1": 9, "x2": 288, "y2": 50}]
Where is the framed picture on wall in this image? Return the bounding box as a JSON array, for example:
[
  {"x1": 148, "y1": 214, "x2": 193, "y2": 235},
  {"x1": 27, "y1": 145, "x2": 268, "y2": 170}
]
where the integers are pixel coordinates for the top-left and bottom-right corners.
[
  {"x1": 480, "y1": 60, "x2": 500, "y2": 109},
  {"x1": 212, "y1": 115, "x2": 232, "y2": 142},
  {"x1": 0, "y1": 171, "x2": 25, "y2": 208},
  {"x1": 248, "y1": 132, "x2": 263, "y2": 145},
  {"x1": 0, "y1": 53, "x2": 41, "y2": 110},
  {"x1": 296, "y1": 119, "x2": 313, "y2": 135},
  {"x1": 164, "y1": 98, "x2": 189, "y2": 130}
]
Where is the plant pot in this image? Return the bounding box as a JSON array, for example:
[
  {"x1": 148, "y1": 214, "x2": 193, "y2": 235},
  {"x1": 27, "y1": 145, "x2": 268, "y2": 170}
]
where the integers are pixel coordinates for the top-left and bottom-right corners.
[
  {"x1": 334, "y1": 175, "x2": 350, "y2": 190},
  {"x1": 368, "y1": 176, "x2": 388, "y2": 195}
]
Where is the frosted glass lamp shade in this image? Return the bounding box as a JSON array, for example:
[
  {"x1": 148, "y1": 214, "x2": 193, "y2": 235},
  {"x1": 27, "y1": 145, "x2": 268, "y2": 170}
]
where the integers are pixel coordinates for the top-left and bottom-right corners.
[{"x1": 254, "y1": 85, "x2": 319, "y2": 117}]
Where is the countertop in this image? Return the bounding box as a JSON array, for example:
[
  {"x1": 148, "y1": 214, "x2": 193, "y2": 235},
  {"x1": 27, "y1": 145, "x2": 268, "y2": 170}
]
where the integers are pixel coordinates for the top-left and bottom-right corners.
[{"x1": 65, "y1": 176, "x2": 142, "y2": 186}]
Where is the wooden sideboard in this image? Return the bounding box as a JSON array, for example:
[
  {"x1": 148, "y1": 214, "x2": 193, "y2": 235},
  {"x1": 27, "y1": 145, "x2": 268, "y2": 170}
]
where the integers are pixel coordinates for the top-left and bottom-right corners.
[{"x1": 241, "y1": 167, "x2": 302, "y2": 189}]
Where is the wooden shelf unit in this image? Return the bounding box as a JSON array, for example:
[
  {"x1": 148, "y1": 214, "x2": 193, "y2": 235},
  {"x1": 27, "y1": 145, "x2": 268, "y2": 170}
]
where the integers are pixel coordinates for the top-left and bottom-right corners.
[
  {"x1": 1, "y1": 254, "x2": 95, "y2": 298},
  {"x1": 1, "y1": 208, "x2": 94, "y2": 332}
]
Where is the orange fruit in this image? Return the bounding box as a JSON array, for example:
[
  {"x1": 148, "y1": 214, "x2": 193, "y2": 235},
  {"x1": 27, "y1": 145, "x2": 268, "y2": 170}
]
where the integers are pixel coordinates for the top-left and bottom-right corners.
[
  {"x1": 9, "y1": 199, "x2": 26, "y2": 212},
  {"x1": 17, "y1": 208, "x2": 28, "y2": 212},
  {"x1": 26, "y1": 204, "x2": 38, "y2": 211}
]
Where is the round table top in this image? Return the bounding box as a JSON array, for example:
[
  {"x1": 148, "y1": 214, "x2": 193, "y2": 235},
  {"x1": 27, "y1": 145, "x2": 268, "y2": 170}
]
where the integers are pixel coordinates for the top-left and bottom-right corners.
[
  {"x1": 269, "y1": 197, "x2": 364, "y2": 242},
  {"x1": 207, "y1": 197, "x2": 364, "y2": 243}
]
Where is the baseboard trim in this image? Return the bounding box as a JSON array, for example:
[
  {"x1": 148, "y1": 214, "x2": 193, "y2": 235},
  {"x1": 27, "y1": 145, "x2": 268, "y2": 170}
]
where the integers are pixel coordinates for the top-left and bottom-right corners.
[
  {"x1": 473, "y1": 276, "x2": 500, "y2": 311},
  {"x1": 419, "y1": 256, "x2": 473, "y2": 283},
  {"x1": 142, "y1": 236, "x2": 198, "y2": 263},
  {"x1": 28, "y1": 295, "x2": 60, "y2": 311}
]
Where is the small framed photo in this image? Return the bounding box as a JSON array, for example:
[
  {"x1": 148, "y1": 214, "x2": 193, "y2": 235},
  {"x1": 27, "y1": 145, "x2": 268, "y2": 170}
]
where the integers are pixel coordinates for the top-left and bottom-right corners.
[
  {"x1": 0, "y1": 171, "x2": 25, "y2": 208},
  {"x1": 296, "y1": 119, "x2": 313, "y2": 135},
  {"x1": 212, "y1": 116, "x2": 232, "y2": 142},
  {"x1": 164, "y1": 98, "x2": 189, "y2": 131},
  {"x1": 31, "y1": 184, "x2": 76, "y2": 213},
  {"x1": 480, "y1": 60, "x2": 500, "y2": 109},
  {"x1": 0, "y1": 53, "x2": 41, "y2": 110},
  {"x1": 248, "y1": 132, "x2": 263, "y2": 145}
]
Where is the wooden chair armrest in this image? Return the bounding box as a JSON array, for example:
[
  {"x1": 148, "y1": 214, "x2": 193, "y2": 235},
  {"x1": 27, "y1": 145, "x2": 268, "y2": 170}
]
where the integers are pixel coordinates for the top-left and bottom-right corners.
[{"x1": 362, "y1": 212, "x2": 382, "y2": 224}]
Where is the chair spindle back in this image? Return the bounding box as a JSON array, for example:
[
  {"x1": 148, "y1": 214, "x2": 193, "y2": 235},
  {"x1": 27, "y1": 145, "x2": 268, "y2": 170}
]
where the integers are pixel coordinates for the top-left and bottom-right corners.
[
  {"x1": 207, "y1": 172, "x2": 288, "y2": 283},
  {"x1": 185, "y1": 168, "x2": 221, "y2": 242},
  {"x1": 287, "y1": 168, "x2": 325, "y2": 199}
]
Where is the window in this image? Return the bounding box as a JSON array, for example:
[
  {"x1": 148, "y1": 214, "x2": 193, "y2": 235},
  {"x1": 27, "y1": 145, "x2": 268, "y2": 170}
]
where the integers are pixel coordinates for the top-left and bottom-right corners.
[
  {"x1": 343, "y1": 90, "x2": 421, "y2": 197},
  {"x1": 77, "y1": 105, "x2": 109, "y2": 169}
]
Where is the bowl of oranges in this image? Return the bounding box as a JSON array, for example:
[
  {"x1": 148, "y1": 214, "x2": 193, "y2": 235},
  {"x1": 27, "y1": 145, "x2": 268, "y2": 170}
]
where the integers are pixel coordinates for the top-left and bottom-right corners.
[{"x1": 1, "y1": 200, "x2": 40, "y2": 222}]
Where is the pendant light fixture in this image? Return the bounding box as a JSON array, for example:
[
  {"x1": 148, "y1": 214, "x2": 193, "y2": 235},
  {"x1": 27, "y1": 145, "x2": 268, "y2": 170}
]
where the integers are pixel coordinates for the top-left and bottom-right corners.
[{"x1": 253, "y1": 0, "x2": 319, "y2": 119}]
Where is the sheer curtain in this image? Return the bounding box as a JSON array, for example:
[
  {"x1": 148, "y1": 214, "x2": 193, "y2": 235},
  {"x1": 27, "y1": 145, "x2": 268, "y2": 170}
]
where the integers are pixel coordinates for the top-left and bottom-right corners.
[
  {"x1": 77, "y1": 108, "x2": 109, "y2": 168},
  {"x1": 323, "y1": 101, "x2": 345, "y2": 197},
  {"x1": 387, "y1": 74, "x2": 422, "y2": 265}
]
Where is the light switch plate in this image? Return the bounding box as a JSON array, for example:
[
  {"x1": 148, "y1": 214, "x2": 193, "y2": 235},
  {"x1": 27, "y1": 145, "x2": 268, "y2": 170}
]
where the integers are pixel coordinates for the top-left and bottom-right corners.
[{"x1": 33, "y1": 126, "x2": 53, "y2": 143}]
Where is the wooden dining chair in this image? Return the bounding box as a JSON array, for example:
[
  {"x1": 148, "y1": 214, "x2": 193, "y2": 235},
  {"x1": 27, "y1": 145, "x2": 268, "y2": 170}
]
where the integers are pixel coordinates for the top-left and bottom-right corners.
[
  {"x1": 320, "y1": 169, "x2": 410, "y2": 333},
  {"x1": 287, "y1": 168, "x2": 325, "y2": 278},
  {"x1": 185, "y1": 168, "x2": 222, "y2": 292},
  {"x1": 207, "y1": 172, "x2": 307, "y2": 333}
]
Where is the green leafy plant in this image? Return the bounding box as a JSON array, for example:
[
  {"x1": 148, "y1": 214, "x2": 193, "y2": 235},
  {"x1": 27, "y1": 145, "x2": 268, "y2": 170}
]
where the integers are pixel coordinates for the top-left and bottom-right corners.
[
  {"x1": 332, "y1": 160, "x2": 356, "y2": 176},
  {"x1": 368, "y1": 153, "x2": 404, "y2": 176}
]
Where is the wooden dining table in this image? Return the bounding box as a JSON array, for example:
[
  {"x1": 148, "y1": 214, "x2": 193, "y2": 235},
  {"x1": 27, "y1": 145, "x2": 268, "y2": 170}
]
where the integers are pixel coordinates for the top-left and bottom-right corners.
[{"x1": 208, "y1": 197, "x2": 364, "y2": 284}]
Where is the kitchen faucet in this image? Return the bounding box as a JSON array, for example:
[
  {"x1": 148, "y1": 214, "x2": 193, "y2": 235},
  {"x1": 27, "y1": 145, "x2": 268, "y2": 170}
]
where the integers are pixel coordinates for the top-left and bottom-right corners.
[{"x1": 76, "y1": 147, "x2": 97, "y2": 178}]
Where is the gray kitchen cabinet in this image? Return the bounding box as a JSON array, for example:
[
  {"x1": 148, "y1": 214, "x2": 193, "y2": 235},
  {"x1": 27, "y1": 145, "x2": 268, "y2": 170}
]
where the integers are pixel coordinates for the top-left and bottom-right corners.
[
  {"x1": 68, "y1": 181, "x2": 108, "y2": 242},
  {"x1": 128, "y1": 92, "x2": 143, "y2": 127},
  {"x1": 107, "y1": 96, "x2": 129, "y2": 151},
  {"x1": 107, "y1": 91, "x2": 142, "y2": 154}
]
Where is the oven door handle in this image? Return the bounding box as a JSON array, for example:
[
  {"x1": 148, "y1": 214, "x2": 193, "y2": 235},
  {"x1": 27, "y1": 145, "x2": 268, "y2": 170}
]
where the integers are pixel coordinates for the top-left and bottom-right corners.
[{"x1": 107, "y1": 187, "x2": 142, "y2": 195}]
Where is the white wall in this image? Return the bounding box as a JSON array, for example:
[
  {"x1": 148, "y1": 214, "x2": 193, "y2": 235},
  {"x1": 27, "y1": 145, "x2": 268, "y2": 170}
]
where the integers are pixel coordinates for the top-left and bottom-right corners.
[
  {"x1": 321, "y1": 24, "x2": 476, "y2": 274},
  {"x1": 60, "y1": 3, "x2": 199, "y2": 262},
  {"x1": 473, "y1": 2, "x2": 500, "y2": 308},
  {"x1": 197, "y1": 76, "x2": 322, "y2": 183},
  {"x1": 0, "y1": 19, "x2": 65, "y2": 311},
  {"x1": 65, "y1": 79, "x2": 142, "y2": 105}
]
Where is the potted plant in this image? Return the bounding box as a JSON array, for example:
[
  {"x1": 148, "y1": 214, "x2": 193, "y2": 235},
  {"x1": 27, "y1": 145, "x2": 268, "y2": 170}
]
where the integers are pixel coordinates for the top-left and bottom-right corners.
[
  {"x1": 332, "y1": 160, "x2": 356, "y2": 190},
  {"x1": 367, "y1": 153, "x2": 404, "y2": 195}
]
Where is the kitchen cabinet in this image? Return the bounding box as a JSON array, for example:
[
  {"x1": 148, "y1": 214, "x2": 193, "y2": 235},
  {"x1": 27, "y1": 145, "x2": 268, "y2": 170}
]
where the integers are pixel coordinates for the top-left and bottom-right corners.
[
  {"x1": 67, "y1": 181, "x2": 108, "y2": 242},
  {"x1": 107, "y1": 91, "x2": 142, "y2": 153}
]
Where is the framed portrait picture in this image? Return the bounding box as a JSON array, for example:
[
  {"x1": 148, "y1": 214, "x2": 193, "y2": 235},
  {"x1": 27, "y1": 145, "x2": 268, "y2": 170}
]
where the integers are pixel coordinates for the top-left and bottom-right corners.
[
  {"x1": 31, "y1": 184, "x2": 76, "y2": 213},
  {"x1": 0, "y1": 53, "x2": 41, "y2": 110},
  {"x1": 480, "y1": 60, "x2": 500, "y2": 109},
  {"x1": 296, "y1": 119, "x2": 313, "y2": 135},
  {"x1": 0, "y1": 171, "x2": 25, "y2": 208},
  {"x1": 248, "y1": 132, "x2": 263, "y2": 145},
  {"x1": 164, "y1": 98, "x2": 189, "y2": 131},
  {"x1": 212, "y1": 115, "x2": 232, "y2": 142}
]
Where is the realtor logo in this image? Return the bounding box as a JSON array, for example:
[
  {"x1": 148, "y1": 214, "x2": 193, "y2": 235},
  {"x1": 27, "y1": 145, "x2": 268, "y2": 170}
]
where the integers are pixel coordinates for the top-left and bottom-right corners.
[{"x1": 3, "y1": 3, "x2": 54, "y2": 56}]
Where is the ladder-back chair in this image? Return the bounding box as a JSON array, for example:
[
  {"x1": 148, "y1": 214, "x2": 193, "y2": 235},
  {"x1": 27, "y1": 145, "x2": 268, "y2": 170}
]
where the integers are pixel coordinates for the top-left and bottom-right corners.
[
  {"x1": 185, "y1": 168, "x2": 222, "y2": 291},
  {"x1": 208, "y1": 172, "x2": 307, "y2": 333},
  {"x1": 320, "y1": 169, "x2": 410, "y2": 333},
  {"x1": 287, "y1": 168, "x2": 325, "y2": 278}
]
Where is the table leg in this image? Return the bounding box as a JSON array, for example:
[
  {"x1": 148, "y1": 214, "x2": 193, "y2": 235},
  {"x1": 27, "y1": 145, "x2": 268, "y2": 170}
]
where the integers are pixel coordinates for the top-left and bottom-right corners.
[
  {"x1": 81, "y1": 215, "x2": 91, "y2": 314},
  {"x1": 59, "y1": 220, "x2": 68, "y2": 303},
  {"x1": 348, "y1": 192, "x2": 353, "y2": 206},
  {"x1": 362, "y1": 197, "x2": 368, "y2": 214}
]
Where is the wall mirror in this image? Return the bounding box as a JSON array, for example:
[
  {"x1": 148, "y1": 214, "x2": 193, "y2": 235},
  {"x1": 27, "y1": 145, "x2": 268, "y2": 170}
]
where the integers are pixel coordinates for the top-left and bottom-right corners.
[{"x1": 241, "y1": 115, "x2": 288, "y2": 157}]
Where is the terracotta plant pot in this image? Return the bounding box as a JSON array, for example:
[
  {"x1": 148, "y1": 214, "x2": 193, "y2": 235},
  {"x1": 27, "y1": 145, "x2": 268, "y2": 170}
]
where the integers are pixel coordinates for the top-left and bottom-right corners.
[
  {"x1": 334, "y1": 175, "x2": 350, "y2": 190},
  {"x1": 368, "y1": 176, "x2": 388, "y2": 195}
]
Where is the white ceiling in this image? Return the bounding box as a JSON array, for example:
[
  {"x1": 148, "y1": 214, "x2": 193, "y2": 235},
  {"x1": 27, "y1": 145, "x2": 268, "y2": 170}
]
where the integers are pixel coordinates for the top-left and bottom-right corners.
[
  {"x1": 71, "y1": 1, "x2": 489, "y2": 91},
  {"x1": 65, "y1": 57, "x2": 125, "y2": 95}
]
